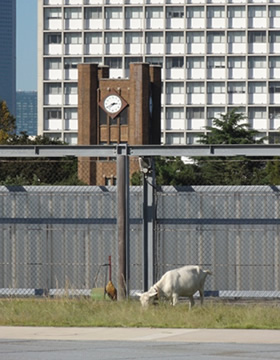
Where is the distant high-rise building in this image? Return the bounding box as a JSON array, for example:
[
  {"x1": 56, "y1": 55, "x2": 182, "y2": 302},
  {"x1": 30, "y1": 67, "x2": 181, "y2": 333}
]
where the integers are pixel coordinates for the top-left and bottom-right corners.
[
  {"x1": 38, "y1": 0, "x2": 280, "y2": 145},
  {"x1": 0, "y1": 0, "x2": 16, "y2": 115},
  {"x1": 16, "y1": 91, "x2": 37, "y2": 136}
]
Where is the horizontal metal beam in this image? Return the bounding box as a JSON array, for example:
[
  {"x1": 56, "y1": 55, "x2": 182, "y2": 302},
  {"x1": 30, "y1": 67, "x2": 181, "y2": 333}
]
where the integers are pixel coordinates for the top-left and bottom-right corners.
[{"x1": 0, "y1": 144, "x2": 280, "y2": 157}]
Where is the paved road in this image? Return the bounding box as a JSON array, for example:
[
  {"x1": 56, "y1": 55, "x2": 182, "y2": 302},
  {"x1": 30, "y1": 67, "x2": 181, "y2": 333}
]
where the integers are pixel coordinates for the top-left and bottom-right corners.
[{"x1": 1, "y1": 327, "x2": 280, "y2": 360}]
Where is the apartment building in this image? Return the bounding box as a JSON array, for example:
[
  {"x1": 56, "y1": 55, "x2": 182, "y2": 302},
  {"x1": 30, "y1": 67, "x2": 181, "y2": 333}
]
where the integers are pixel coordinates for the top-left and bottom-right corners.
[
  {"x1": 0, "y1": 0, "x2": 16, "y2": 115},
  {"x1": 38, "y1": 0, "x2": 280, "y2": 145}
]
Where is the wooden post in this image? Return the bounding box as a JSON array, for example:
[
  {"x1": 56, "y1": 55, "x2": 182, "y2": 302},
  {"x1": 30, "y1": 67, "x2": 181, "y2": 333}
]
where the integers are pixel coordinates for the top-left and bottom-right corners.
[{"x1": 117, "y1": 155, "x2": 126, "y2": 300}]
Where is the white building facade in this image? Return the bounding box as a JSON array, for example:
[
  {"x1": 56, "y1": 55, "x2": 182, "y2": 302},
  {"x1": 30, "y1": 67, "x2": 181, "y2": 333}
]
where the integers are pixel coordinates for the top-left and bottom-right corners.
[{"x1": 38, "y1": 0, "x2": 280, "y2": 145}]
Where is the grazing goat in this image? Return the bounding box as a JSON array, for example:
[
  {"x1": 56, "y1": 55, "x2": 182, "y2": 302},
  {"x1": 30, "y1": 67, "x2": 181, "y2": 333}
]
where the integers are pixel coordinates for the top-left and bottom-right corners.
[{"x1": 138, "y1": 265, "x2": 212, "y2": 309}]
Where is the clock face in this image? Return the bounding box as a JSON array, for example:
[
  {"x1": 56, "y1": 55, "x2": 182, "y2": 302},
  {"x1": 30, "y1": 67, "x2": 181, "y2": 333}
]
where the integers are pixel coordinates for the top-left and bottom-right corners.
[{"x1": 104, "y1": 95, "x2": 122, "y2": 114}]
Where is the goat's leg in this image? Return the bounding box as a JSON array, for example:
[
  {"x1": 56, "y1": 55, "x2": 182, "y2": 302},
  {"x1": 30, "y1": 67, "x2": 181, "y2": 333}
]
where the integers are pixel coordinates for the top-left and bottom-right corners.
[
  {"x1": 189, "y1": 295, "x2": 195, "y2": 310},
  {"x1": 172, "y1": 293, "x2": 178, "y2": 306},
  {"x1": 199, "y1": 289, "x2": 204, "y2": 306}
]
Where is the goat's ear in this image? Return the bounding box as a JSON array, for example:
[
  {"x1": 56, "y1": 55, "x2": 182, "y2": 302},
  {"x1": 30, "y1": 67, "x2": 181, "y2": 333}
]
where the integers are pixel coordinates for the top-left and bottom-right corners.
[{"x1": 134, "y1": 292, "x2": 143, "y2": 297}]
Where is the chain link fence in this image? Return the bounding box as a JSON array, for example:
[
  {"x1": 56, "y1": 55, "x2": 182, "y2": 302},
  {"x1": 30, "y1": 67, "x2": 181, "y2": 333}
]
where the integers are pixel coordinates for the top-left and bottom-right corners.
[{"x1": 0, "y1": 154, "x2": 280, "y2": 298}]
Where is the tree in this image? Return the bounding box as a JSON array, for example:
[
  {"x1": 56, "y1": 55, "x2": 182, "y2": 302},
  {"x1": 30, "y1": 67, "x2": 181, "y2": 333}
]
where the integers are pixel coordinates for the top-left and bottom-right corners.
[
  {"x1": 196, "y1": 109, "x2": 267, "y2": 185},
  {"x1": 199, "y1": 109, "x2": 263, "y2": 145},
  {"x1": 0, "y1": 132, "x2": 84, "y2": 185},
  {"x1": 0, "y1": 100, "x2": 16, "y2": 142}
]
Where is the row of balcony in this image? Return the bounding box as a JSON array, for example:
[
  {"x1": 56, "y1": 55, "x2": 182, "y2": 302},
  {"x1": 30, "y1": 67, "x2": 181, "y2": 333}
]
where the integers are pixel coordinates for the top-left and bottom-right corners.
[
  {"x1": 43, "y1": 92, "x2": 280, "y2": 106},
  {"x1": 44, "y1": 0, "x2": 280, "y2": 6},
  {"x1": 44, "y1": 67, "x2": 280, "y2": 81},
  {"x1": 44, "y1": 42, "x2": 280, "y2": 56},
  {"x1": 45, "y1": 17, "x2": 280, "y2": 31},
  {"x1": 43, "y1": 112, "x2": 280, "y2": 132}
]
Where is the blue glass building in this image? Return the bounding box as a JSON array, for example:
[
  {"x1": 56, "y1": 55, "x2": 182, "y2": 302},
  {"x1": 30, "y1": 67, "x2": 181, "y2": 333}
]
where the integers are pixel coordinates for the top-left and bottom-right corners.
[
  {"x1": 0, "y1": 0, "x2": 16, "y2": 115},
  {"x1": 16, "y1": 91, "x2": 37, "y2": 136}
]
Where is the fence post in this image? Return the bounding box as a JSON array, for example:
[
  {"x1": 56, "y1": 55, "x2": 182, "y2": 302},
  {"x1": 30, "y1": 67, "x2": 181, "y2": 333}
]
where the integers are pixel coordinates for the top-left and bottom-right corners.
[
  {"x1": 117, "y1": 154, "x2": 128, "y2": 300},
  {"x1": 142, "y1": 158, "x2": 156, "y2": 291}
]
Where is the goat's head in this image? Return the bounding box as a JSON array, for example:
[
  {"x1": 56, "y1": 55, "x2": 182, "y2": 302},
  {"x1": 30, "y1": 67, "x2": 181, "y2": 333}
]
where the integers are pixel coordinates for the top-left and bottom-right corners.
[{"x1": 138, "y1": 287, "x2": 158, "y2": 307}]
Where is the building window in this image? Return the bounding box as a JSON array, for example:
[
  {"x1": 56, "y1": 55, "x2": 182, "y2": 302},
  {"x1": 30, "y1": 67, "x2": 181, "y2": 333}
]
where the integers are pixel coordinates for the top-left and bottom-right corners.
[
  {"x1": 248, "y1": 6, "x2": 266, "y2": 18},
  {"x1": 64, "y1": 57, "x2": 81, "y2": 69},
  {"x1": 187, "y1": 7, "x2": 204, "y2": 18},
  {"x1": 207, "y1": 82, "x2": 225, "y2": 93},
  {"x1": 228, "y1": 31, "x2": 246, "y2": 43},
  {"x1": 269, "y1": 31, "x2": 280, "y2": 43},
  {"x1": 105, "y1": 32, "x2": 122, "y2": 44},
  {"x1": 166, "y1": 32, "x2": 184, "y2": 44},
  {"x1": 45, "y1": 83, "x2": 62, "y2": 95},
  {"x1": 187, "y1": 107, "x2": 204, "y2": 119},
  {"x1": 187, "y1": 83, "x2": 204, "y2": 93},
  {"x1": 166, "y1": 133, "x2": 184, "y2": 144},
  {"x1": 166, "y1": 57, "x2": 184, "y2": 69},
  {"x1": 64, "y1": 33, "x2": 82, "y2": 44},
  {"x1": 105, "y1": 7, "x2": 122, "y2": 19},
  {"x1": 187, "y1": 32, "x2": 204, "y2": 43},
  {"x1": 166, "y1": 107, "x2": 184, "y2": 119},
  {"x1": 248, "y1": 82, "x2": 266, "y2": 93},
  {"x1": 64, "y1": 8, "x2": 82, "y2": 19},
  {"x1": 125, "y1": 7, "x2": 142, "y2": 19},
  {"x1": 207, "y1": 6, "x2": 225, "y2": 18},
  {"x1": 167, "y1": 82, "x2": 184, "y2": 94},
  {"x1": 248, "y1": 56, "x2": 266, "y2": 68},
  {"x1": 249, "y1": 107, "x2": 266, "y2": 118},
  {"x1": 85, "y1": 7, "x2": 102, "y2": 19},
  {"x1": 269, "y1": 82, "x2": 280, "y2": 93},
  {"x1": 227, "y1": 6, "x2": 245, "y2": 18},
  {"x1": 228, "y1": 56, "x2": 246, "y2": 68},
  {"x1": 146, "y1": 32, "x2": 163, "y2": 44},
  {"x1": 64, "y1": 84, "x2": 78, "y2": 94},
  {"x1": 146, "y1": 7, "x2": 163, "y2": 19},
  {"x1": 166, "y1": 7, "x2": 184, "y2": 18},
  {"x1": 46, "y1": 34, "x2": 61, "y2": 44},
  {"x1": 269, "y1": 56, "x2": 280, "y2": 68},
  {"x1": 45, "y1": 8, "x2": 62, "y2": 19},
  {"x1": 85, "y1": 33, "x2": 102, "y2": 44},
  {"x1": 227, "y1": 82, "x2": 246, "y2": 93},
  {"x1": 187, "y1": 57, "x2": 204, "y2": 69},
  {"x1": 269, "y1": 6, "x2": 280, "y2": 17},
  {"x1": 46, "y1": 109, "x2": 61, "y2": 119},
  {"x1": 207, "y1": 57, "x2": 225, "y2": 68},
  {"x1": 125, "y1": 32, "x2": 142, "y2": 44},
  {"x1": 145, "y1": 57, "x2": 163, "y2": 66},
  {"x1": 45, "y1": 58, "x2": 61, "y2": 70},
  {"x1": 105, "y1": 57, "x2": 123, "y2": 69},
  {"x1": 207, "y1": 32, "x2": 225, "y2": 43},
  {"x1": 248, "y1": 31, "x2": 266, "y2": 43}
]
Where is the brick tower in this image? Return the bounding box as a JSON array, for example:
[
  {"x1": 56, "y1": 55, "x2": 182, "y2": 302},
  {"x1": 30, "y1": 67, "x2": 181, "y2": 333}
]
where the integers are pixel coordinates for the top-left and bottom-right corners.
[{"x1": 78, "y1": 62, "x2": 161, "y2": 185}]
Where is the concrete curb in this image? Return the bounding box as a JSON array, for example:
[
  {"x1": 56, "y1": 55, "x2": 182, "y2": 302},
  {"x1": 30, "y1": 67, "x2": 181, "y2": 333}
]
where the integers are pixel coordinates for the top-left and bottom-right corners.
[{"x1": 1, "y1": 327, "x2": 280, "y2": 344}]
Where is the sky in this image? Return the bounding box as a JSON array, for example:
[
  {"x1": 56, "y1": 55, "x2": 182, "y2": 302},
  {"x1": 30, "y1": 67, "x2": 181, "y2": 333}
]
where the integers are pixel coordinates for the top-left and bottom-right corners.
[{"x1": 16, "y1": 0, "x2": 37, "y2": 91}]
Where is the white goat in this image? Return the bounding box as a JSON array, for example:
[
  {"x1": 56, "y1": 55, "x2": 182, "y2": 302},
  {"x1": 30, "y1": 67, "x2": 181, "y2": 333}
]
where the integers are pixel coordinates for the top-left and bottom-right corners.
[{"x1": 138, "y1": 265, "x2": 212, "y2": 309}]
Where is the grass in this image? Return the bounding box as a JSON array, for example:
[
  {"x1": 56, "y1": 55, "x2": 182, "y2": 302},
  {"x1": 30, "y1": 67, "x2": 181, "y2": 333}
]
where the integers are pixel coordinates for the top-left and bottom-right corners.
[{"x1": 0, "y1": 297, "x2": 280, "y2": 329}]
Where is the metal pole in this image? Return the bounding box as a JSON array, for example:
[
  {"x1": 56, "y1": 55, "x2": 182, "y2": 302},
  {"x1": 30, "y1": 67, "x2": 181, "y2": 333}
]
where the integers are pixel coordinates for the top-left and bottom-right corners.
[
  {"x1": 142, "y1": 158, "x2": 156, "y2": 291},
  {"x1": 125, "y1": 155, "x2": 130, "y2": 299},
  {"x1": 142, "y1": 173, "x2": 148, "y2": 292},
  {"x1": 117, "y1": 155, "x2": 126, "y2": 300}
]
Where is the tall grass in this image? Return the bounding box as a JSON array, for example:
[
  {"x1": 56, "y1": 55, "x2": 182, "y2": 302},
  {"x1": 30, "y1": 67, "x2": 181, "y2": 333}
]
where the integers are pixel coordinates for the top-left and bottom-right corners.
[{"x1": 0, "y1": 298, "x2": 280, "y2": 329}]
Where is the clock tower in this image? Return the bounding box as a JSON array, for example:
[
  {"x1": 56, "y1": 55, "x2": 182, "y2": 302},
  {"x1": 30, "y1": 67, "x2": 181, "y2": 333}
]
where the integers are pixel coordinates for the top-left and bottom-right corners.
[{"x1": 77, "y1": 62, "x2": 161, "y2": 185}]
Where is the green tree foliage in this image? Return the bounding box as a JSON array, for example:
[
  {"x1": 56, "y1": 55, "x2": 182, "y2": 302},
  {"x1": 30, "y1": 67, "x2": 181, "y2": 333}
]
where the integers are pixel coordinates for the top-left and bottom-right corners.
[
  {"x1": 0, "y1": 100, "x2": 16, "y2": 142},
  {"x1": 0, "y1": 132, "x2": 83, "y2": 186},
  {"x1": 131, "y1": 109, "x2": 275, "y2": 186},
  {"x1": 198, "y1": 109, "x2": 263, "y2": 145},
  {"x1": 195, "y1": 109, "x2": 267, "y2": 185}
]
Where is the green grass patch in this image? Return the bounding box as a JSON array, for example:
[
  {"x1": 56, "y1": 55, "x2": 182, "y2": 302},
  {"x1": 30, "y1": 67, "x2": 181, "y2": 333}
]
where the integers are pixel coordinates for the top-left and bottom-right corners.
[{"x1": 0, "y1": 298, "x2": 280, "y2": 329}]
